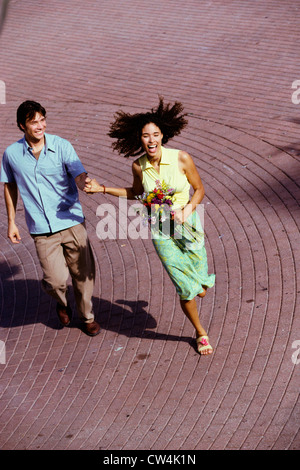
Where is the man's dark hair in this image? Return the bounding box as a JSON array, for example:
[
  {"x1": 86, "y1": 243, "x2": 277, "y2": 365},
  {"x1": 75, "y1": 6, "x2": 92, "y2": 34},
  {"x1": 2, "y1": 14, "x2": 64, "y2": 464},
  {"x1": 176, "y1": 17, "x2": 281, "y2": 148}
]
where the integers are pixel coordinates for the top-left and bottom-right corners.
[
  {"x1": 17, "y1": 100, "x2": 46, "y2": 132},
  {"x1": 108, "y1": 96, "x2": 188, "y2": 158}
]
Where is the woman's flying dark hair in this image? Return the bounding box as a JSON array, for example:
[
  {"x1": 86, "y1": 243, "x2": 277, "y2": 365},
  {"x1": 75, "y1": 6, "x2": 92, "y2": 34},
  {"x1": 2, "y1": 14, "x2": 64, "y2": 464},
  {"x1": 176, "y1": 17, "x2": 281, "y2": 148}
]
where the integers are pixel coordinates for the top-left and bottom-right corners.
[
  {"x1": 17, "y1": 100, "x2": 46, "y2": 132},
  {"x1": 108, "y1": 96, "x2": 188, "y2": 158}
]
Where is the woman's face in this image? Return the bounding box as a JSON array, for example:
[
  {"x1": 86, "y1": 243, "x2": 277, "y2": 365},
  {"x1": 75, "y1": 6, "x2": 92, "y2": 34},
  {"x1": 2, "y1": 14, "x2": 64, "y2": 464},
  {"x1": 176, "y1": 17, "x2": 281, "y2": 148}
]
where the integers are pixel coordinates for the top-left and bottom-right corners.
[{"x1": 141, "y1": 122, "x2": 163, "y2": 158}]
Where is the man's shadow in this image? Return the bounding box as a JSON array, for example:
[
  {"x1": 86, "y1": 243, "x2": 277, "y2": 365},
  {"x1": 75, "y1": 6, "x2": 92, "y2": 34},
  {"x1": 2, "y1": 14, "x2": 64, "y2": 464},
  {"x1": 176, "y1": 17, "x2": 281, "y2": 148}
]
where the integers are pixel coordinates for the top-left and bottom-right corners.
[{"x1": 0, "y1": 262, "x2": 192, "y2": 346}]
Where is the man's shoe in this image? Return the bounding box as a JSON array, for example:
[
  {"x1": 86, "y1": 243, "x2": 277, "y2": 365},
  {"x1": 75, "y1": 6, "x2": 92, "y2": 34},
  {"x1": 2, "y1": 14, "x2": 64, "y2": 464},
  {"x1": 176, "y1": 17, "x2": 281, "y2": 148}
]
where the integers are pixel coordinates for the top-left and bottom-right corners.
[
  {"x1": 56, "y1": 303, "x2": 72, "y2": 326},
  {"x1": 82, "y1": 320, "x2": 101, "y2": 337}
]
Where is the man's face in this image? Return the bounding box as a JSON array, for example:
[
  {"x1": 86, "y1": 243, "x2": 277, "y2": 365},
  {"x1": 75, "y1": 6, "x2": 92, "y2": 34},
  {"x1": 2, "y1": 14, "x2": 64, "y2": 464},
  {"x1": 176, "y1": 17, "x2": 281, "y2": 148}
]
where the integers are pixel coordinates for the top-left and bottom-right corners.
[{"x1": 21, "y1": 112, "x2": 46, "y2": 143}]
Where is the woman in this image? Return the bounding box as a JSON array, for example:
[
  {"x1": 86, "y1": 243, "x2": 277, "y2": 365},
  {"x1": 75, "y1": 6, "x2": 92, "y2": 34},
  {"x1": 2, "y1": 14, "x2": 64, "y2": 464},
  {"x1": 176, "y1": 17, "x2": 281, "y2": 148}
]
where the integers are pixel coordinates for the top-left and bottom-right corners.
[{"x1": 84, "y1": 98, "x2": 215, "y2": 354}]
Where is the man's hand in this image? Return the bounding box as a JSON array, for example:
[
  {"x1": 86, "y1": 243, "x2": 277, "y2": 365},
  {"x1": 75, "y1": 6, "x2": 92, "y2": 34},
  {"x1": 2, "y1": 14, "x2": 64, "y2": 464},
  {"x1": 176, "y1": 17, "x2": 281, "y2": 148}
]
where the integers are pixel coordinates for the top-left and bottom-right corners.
[
  {"x1": 8, "y1": 221, "x2": 21, "y2": 244},
  {"x1": 4, "y1": 183, "x2": 21, "y2": 243},
  {"x1": 83, "y1": 177, "x2": 103, "y2": 193}
]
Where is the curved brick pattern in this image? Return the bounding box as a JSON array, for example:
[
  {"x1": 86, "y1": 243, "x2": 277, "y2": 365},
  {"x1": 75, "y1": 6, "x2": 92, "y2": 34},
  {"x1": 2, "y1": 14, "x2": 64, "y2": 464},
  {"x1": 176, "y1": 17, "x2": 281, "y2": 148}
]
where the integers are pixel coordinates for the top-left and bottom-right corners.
[{"x1": 0, "y1": 0, "x2": 299, "y2": 450}]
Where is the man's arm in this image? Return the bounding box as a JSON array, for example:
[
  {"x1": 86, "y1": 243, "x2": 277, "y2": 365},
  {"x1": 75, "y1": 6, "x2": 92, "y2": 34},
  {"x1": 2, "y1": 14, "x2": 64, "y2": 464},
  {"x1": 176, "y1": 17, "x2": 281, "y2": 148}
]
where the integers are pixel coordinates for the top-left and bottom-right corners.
[
  {"x1": 4, "y1": 182, "x2": 21, "y2": 243},
  {"x1": 75, "y1": 172, "x2": 88, "y2": 191}
]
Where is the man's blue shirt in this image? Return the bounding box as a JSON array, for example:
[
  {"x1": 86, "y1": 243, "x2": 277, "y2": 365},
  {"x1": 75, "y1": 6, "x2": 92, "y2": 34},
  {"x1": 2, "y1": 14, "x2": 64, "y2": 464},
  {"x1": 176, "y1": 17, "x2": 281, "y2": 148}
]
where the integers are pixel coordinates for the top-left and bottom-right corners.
[{"x1": 0, "y1": 133, "x2": 86, "y2": 234}]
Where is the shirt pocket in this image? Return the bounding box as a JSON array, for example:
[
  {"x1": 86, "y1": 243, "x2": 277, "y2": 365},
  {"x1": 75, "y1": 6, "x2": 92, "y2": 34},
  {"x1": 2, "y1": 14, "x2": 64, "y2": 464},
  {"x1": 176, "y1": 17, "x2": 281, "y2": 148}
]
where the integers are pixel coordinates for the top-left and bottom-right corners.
[{"x1": 39, "y1": 164, "x2": 65, "y2": 176}]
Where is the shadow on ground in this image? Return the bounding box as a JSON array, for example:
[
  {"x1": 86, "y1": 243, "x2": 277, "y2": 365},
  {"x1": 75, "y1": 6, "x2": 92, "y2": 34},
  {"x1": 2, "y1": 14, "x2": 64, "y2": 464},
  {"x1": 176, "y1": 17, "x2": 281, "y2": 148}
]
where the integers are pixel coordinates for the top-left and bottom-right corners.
[{"x1": 0, "y1": 262, "x2": 193, "y2": 347}]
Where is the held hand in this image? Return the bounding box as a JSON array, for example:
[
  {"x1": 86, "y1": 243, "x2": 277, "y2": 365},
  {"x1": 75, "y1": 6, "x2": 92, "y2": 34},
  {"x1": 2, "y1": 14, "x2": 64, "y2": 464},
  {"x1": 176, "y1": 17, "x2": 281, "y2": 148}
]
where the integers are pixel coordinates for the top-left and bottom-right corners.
[
  {"x1": 8, "y1": 221, "x2": 21, "y2": 244},
  {"x1": 84, "y1": 176, "x2": 92, "y2": 191},
  {"x1": 83, "y1": 177, "x2": 104, "y2": 194}
]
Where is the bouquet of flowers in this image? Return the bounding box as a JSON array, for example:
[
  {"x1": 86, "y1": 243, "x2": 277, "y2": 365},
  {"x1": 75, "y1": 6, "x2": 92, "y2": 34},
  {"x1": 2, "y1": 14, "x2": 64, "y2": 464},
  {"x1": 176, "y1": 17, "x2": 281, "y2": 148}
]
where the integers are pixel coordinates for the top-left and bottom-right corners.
[
  {"x1": 135, "y1": 179, "x2": 175, "y2": 227},
  {"x1": 135, "y1": 179, "x2": 204, "y2": 249}
]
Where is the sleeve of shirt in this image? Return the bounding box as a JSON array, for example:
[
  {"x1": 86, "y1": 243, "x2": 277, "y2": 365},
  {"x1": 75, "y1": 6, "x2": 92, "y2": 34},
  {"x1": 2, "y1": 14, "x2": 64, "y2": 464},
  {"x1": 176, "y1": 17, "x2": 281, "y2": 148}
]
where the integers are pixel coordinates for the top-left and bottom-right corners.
[
  {"x1": 62, "y1": 139, "x2": 87, "y2": 179},
  {"x1": 0, "y1": 151, "x2": 16, "y2": 183}
]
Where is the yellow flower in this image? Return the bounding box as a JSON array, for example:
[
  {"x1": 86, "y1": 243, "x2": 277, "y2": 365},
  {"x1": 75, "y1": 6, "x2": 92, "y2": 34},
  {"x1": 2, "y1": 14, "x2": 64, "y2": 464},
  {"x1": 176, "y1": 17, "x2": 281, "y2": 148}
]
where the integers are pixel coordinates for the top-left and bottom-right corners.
[{"x1": 147, "y1": 193, "x2": 155, "y2": 203}]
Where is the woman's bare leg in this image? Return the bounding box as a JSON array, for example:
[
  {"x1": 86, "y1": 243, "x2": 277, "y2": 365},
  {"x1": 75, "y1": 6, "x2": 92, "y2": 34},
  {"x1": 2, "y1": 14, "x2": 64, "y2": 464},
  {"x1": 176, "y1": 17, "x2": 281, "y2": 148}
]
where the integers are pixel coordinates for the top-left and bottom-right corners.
[{"x1": 180, "y1": 297, "x2": 213, "y2": 355}]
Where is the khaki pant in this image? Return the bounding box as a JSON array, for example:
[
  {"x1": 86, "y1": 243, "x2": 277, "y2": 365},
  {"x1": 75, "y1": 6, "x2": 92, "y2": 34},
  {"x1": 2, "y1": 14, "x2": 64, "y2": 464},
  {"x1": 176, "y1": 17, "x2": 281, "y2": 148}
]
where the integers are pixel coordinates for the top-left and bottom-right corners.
[{"x1": 32, "y1": 222, "x2": 95, "y2": 323}]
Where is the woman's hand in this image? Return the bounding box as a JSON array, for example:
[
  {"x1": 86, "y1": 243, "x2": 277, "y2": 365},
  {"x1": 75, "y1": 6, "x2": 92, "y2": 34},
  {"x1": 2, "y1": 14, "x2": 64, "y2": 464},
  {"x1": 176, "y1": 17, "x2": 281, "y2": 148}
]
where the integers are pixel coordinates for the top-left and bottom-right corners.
[
  {"x1": 173, "y1": 203, "x2": 194, "y2": 224},
  {"x1": 173, "y1": 208, "x2": 186, "y2": 224},
  {"x1": 83, "y1": 177, "x2": 104, "y2": 193}
]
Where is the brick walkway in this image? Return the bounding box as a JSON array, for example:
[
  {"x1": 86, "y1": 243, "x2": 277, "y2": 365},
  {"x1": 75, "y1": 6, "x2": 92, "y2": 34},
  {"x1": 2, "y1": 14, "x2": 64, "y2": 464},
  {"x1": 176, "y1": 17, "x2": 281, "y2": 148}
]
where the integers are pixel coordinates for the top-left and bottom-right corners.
[{"x1": 0, "y1": 0, "x2": 299, "y2": 451}]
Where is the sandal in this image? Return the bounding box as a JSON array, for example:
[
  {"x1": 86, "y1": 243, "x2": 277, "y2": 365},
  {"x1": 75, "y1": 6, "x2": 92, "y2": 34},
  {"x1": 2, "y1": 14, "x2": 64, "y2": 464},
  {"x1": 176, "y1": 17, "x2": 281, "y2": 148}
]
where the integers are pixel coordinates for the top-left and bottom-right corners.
[{"x1": 196, "y1": 335, "x2": 213, "y2": 355}]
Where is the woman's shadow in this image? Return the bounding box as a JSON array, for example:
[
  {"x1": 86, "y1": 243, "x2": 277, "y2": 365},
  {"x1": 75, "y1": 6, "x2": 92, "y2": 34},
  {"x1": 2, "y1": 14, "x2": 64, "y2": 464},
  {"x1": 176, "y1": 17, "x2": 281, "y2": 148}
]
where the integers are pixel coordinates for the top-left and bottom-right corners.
[{"x1": 0, "y1": 262, "x2": 192, "y2": 346}]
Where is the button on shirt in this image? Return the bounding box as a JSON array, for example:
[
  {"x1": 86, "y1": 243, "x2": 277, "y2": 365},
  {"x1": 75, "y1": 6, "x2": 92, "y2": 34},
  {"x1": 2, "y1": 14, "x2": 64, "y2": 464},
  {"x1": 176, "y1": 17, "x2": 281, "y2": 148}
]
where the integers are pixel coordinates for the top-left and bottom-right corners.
[{"x1": 0, "y1": 133, "x2": 86, "y2": 234}]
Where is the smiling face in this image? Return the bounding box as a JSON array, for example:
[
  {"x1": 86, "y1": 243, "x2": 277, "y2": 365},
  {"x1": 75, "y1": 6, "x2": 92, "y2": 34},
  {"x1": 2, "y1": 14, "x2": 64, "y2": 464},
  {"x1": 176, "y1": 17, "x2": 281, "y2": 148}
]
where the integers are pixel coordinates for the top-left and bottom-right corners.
[
  {"x1": 141, "y1": 122, "x2": 163, "y2": 159},
  {"x1": 21, "y1": 112, "x2": 46, "y2": 144}
]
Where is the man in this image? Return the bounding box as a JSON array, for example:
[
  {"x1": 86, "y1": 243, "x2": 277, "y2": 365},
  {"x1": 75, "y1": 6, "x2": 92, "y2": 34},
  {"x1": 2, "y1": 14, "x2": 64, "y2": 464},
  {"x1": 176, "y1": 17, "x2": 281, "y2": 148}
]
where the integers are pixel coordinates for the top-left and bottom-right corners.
[{"x1": 0, "y1": 100, "x2": 100, "y2": 336}]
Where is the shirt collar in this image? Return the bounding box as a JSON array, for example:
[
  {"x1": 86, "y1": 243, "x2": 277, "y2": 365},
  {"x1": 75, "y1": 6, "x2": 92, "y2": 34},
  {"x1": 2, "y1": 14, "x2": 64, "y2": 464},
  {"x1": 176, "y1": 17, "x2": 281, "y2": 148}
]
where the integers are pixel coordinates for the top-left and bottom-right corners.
[
  {"x1": 22, "y1": 136, "x2": 29, "y2": 155},
  {"x1": 143, "y1": 146, "x2": 170, "y2": 170},
  {"x1": 44, "y1": 133, "x2": 56, "y2": 153},
  {"x1": 22, "y1": 132, "x2": 55, "y2": 155}
]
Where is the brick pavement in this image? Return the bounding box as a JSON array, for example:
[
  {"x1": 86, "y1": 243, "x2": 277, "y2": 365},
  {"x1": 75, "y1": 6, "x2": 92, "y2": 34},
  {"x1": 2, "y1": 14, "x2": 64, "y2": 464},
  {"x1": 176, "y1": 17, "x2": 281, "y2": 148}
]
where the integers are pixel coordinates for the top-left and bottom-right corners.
[{"x1": 0, "y1": 0, "x2": 299, "y2": 451}]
